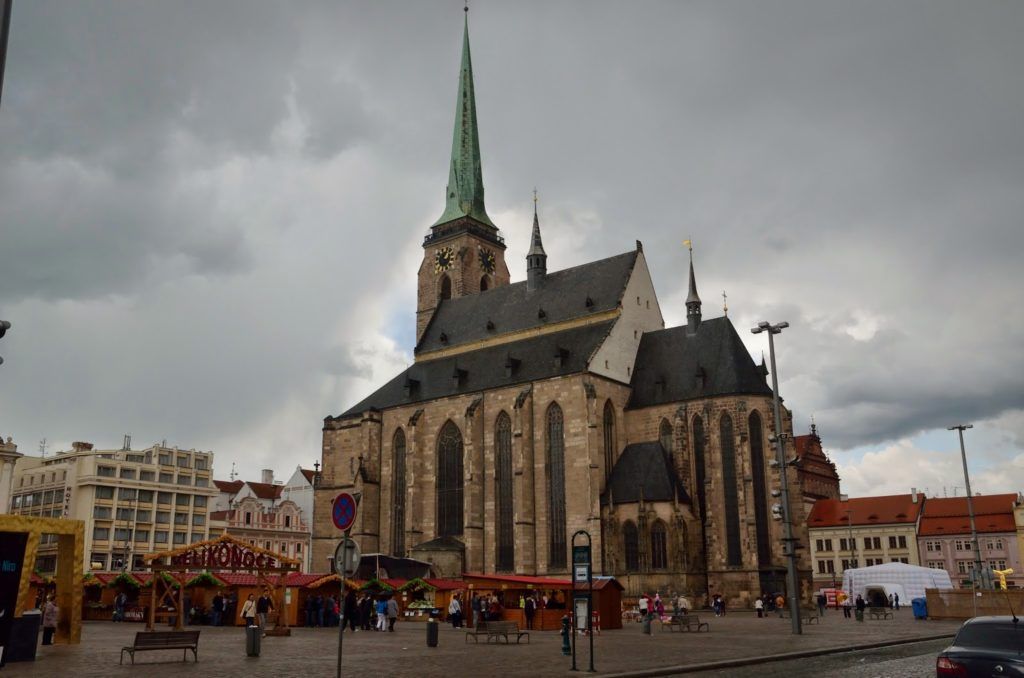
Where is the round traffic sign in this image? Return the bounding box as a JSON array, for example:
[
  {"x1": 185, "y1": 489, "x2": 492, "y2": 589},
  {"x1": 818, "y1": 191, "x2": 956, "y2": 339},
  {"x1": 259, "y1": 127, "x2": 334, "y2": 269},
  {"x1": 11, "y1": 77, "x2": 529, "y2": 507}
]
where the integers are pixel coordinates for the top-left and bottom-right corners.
[
  {"x1": 332, "y1": 492, "x2": 358, "y2": 531},
  {"x1": 334, "y1": 537, "x2": 361, "y2": 578}
]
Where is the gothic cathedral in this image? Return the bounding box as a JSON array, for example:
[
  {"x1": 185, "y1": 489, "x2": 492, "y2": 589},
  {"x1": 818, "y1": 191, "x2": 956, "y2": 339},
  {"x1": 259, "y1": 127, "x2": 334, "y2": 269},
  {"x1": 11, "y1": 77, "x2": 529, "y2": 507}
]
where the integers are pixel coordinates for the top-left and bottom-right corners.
[{"x1": 312, "y1": 13, "x2": 830, "y2": 606}]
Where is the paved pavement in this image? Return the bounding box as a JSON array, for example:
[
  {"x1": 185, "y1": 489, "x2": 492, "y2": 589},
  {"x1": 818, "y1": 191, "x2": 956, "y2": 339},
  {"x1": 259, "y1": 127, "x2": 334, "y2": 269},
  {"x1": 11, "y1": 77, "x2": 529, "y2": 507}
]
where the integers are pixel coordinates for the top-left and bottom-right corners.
[
  {"x1": 686, "y1": 638, "x2": 951, "y2": 677},
  {"x1": 3, "y1": 611, "x2": 962, "y2": 677}
]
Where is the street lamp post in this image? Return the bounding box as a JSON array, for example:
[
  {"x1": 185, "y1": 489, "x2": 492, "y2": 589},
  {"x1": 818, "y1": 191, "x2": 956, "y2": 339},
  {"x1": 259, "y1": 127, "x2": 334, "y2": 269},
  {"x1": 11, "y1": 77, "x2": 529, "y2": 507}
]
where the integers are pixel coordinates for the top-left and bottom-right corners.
[
  {"x1": 752, "y1": 320, "x2": 801, "y2": 635},
  {"x1": 949, "y1": 424, "x2": 985, "y2": 603}
]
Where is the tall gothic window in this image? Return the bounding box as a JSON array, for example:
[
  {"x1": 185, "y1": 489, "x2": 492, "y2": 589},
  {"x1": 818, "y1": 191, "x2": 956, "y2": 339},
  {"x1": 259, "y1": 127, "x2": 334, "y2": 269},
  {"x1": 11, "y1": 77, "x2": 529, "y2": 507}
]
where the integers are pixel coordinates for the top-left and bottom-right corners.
[
  {"x1": 623, "y1": 521, "x2": 640, "y2": 571},
  {"x1": 436, "y1": 420, "x2": 464, "y2": 537},
  {"x1": 547, "y1": 402, "x2": 567, "y2": 569},
  {"x1": 495, "y1": 412, "x2": 514, "y2": 571},
  {"x1": 659, "y1": 418, "x2": 673, "y2": 453},
  {"x1": 392, "y1": 429, "x2": 407, "y2": 557},
  {"x1": 603, "y1": 401, "x2": 616, "y2": 481},
  {"x1": 650, "y1": 520, "x2": 668, "y2": 569},
  {"x1": 439, "y1": 275, "x2": 452, "y2": 301},
  {"x1": 720, "y1": 413, "x2": 742, "y2": 566},
  {"x1": 749, "y1": 411, "x2": 772, "y2": 567},
  {"x1": 480, "y1": 275, "x2": 489, "y2": 292},
  {"x1": 692, "y1": 416, "x2": 707, "y2": 524}
]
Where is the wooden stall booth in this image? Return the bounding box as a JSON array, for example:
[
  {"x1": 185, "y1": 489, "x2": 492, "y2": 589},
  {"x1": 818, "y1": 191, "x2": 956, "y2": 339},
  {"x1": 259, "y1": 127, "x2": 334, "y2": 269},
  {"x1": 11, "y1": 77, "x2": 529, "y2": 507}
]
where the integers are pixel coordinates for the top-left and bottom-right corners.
[
  {"x1": 589, "y1": 577, "x2": 624, "y2": 630},
  {"x1": 144, "y1": 534, "x2": 299, "y2": 633},
  {"x1": 462, "y1": 573, "x2": 573, "y2": 631},
  {"x1": 1, "y1": 513, "x2": 85, "y2": 644},
  {"x1": 396, "y1": 578, "x2": 464, "y2": 622}
]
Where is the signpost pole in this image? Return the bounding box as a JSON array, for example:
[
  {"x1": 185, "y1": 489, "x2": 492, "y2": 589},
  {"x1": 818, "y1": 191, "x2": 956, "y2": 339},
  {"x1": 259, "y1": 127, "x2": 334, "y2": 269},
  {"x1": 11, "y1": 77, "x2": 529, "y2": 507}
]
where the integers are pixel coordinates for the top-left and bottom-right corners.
[
  {"x1": 571, "y1": 530, "x2": 595, "y2": 673},
  {"x1": 331, "y1": 492, "x2": 359, "y2": 678}
]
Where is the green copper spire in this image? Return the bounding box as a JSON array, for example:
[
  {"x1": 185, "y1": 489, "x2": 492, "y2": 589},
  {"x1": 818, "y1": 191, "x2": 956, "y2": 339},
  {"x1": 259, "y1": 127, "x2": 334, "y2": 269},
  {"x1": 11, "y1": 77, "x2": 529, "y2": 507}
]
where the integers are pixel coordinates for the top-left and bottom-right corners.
[{"x1": 432, "y1": 10, "x2": 495, "y2": 228}]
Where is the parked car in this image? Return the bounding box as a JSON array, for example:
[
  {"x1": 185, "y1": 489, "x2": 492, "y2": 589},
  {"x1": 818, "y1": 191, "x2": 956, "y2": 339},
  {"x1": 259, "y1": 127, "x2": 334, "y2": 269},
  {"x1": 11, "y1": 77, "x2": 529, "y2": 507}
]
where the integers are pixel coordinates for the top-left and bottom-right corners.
[{"x1": 937, "y1": 615, "x2": 1024, "y2": 676}]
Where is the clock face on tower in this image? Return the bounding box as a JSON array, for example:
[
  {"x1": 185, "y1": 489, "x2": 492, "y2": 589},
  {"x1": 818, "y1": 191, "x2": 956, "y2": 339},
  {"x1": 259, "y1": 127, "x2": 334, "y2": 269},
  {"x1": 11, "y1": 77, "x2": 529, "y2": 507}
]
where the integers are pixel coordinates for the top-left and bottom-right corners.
[
  {"x1": 478, "y1": 247, "x2": 496, "y2": 274},
  {"x1": 434, "y1": 245, "x2": 455, "y2": 273}
]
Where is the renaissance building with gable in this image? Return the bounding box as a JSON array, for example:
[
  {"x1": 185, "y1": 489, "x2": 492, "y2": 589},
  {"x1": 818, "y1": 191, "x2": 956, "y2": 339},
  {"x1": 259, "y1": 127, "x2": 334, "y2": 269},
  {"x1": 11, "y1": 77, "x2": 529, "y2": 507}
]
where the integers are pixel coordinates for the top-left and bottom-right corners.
[{"x1": 313, "y1": 14, "x2": 832, "y2": 605}]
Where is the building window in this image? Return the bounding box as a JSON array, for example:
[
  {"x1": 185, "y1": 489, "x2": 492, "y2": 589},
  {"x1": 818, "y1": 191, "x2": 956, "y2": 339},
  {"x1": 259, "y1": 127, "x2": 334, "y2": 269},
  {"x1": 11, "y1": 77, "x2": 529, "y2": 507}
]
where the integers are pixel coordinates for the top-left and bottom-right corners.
[
  {"x1": 650, "y1": 521, "x2": 668, "y2": 570},
  {"x1": 495, "y1": 413, "x2": 514, "y2": 571},
  {"x1": 140, "y1": 470, "x2": 155, "y2": 482},
  {"x1": 285, "y1": 515, "x2": 291, "y2": 528},
  {"x1": 957, "y1": 561, "x2": 968, "y2": 574},
  {"x1": 824, "y1": 538, "x2": 833, "y2": 551},
  {"x1": 659, "y1": 418, "x2": 672, "y2": 454},
  {"x1": 439, "y1": 275, "x2": 452, "y2": 301},
  {"x1": 159, "y1": 454, "x2": 171, "y2": 466},
  {"x1": 748, "y1": 411, "x2": 771, "y2": 567},
  {"x1": 195, "y1": 477, "x2": 209, "y2": 487},
  {"x1": 159, "y1": 473, "x2": 173, "y2": 484},
  {"x1": 603, "y1": 401, "x2": 616, "y2": 481},
  {"x1": 118, "y1": 488, "x2": 137, "y2": 501},
  {"x1": 119, "y1": 468, "x2": 136, "y2": 480},
  {"x1": 174, "y1": 532, "x2": 186, "y2": 545},
  {"x1": 157, "y1": 492, "x2": 172, "y2": 505},
  {"x1": 817, "y1": 539, "x2": 824, "y2": 552},
  {"x1": 720, "y1": 413, "x2": 742, "y2": 567},
  {"x1": 134, "y1": 530, "x2": 149, "y2": 542},
  {"x1": 436, "y1": 420, "x2": 464, "y2": 538},
  {"x1": 295, "y1": 543, "x2": 301, "y2": 553},
  {"x1": 176, "y1": 494, "x2": 190, "y2": 507},
  {"x1": 174, "y1": 513, "x2": 188, "y2": 525},
  {"x1": 93, "y1": 527, "x2": 110, "y2": 541},
  {"x1": 392, "y1": 428, "x2": 407, "y2": 557},
  {"x1": 98, "y1": 466, "x2": 115, "y2": 477},
  {"x1": 137, "y1": 490, "x2": 154, "y2": 503},
  {"x1": 116, "y1": 508, "x2": 134, "y2": 521},
  {"x1": 818, "y1": 560, "x2": 827, "y2": 574},
  {"x1": 114, "y1": 528, "x2": 131, "y2": 542},
  {"x1": 546, "y1": 402, "x2": 567, "y2": 569},
  {"x1": 177, "y1": 475, "x2": 191, "y2": 486},
  {"x1": 889, "y1": 536, "x2": 897, "y2": 549},
  {"x1": 195, "y1": 458, "x2": 208, "y2": 471},
  {"x1": 245, "y1": 512, "x2": 252, "y2": 525},
  {"x1": 192, "y1": 514, "x2": 205, "y2": 526},
  {"x1": 177, "y1": 456, "x2": 190, "y2": 468},
  {"x1": 93, "y1": 506, "x2": 112, "y2": 519},
  {"x1": 692, "y1": 416, "x2": 707, "y2": 525},
  {"x1": 136, "y1": 510, "x2": 151, "y2": 522},
  {"x1": 155, "y1": 531, "x2": 168, "y2": 543},
  {"x1": 193, "y1": 496, "x2": 206, "y2": 508},
  {"x1": 155, "y1": 512, "x2": 169, "y2": 524},
  {"x1": 624, "y1": 521, "x2": 640, "y2": 571}
]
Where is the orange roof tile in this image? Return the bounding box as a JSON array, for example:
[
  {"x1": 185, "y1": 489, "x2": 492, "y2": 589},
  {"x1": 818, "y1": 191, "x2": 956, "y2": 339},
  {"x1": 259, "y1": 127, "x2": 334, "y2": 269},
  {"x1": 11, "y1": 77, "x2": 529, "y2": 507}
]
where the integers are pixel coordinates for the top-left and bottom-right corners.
[
  {"x1": 808, "y1": 493, "x2": 925, "y2": 527},
  {"x1": 918, "y1": 494, "x2": 1017, "y2": 536},
  {"x1": 246, "y1": 481, "x2": 283, "y2": 500},
  {"x1": 214, "y1": 479, "x2": 244, "y2": 494},
  {"x1": 920, "y1": 494, "x2": 1017, "y2": 518}
]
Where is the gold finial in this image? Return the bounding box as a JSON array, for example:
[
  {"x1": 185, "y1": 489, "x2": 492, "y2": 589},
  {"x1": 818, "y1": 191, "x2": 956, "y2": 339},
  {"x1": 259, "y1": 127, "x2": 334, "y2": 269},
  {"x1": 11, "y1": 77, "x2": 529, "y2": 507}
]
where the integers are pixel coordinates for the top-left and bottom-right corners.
[
  {"x1": 533, "y1": 187, "x2": 538, "y2": 206},
  {"x1": 464, "y1": 1, "x2": 469, "y2": 13},
  {"x1": 683, "y1": 238, "x2": 692, "y2": 252},
  {"x1": 722, "y1": 290, "x2": 728, "y2": 317}
]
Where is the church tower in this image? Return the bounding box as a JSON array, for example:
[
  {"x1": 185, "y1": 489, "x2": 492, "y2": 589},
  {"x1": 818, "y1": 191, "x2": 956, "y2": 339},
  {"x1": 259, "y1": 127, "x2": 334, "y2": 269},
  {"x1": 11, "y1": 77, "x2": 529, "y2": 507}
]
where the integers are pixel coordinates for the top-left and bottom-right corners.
[{"x1": 417, "y1": 10, "x2": 510, "y2": 342}]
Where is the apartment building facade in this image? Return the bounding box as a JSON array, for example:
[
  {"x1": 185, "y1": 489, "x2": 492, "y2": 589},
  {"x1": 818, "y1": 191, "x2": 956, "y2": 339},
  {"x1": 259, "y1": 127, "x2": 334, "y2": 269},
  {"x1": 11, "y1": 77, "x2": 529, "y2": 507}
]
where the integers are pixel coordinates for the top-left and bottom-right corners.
[{"x1": 8, "y1": 442, "x2": 217, "y2": 573}]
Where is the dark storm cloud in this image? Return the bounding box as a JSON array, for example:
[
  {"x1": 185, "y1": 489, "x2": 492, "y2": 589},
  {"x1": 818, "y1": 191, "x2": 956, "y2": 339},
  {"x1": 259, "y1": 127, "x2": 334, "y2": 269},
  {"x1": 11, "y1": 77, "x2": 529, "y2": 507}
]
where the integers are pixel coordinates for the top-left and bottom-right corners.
[{"x1": 0, "y1": 0, "x2": 1022, "y2": 481}]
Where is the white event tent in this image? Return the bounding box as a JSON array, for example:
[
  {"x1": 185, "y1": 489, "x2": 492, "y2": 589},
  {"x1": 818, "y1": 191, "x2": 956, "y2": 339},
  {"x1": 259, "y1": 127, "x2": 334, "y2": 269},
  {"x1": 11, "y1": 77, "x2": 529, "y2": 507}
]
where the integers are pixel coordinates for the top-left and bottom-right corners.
[{"x1": 842, "y1": 561, "x2": 954, "y2": 600}]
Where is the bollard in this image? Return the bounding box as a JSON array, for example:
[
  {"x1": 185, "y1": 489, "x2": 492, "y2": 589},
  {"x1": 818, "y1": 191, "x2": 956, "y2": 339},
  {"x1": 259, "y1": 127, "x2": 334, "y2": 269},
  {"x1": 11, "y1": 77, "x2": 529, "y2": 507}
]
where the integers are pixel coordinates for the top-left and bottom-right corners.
[
  {"x1": 426, "y1": 618, "x2": 439, "y2": 647},
  {"x1": 561, "y1": 615, "x2": 571, "y2": 656}
]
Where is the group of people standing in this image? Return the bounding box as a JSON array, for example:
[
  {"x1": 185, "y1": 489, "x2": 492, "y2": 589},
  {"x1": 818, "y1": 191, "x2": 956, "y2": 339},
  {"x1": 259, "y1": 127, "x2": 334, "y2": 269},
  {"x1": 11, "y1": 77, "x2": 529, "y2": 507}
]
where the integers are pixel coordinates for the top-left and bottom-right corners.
[
  {"x1": 239, "y1": 590, "x2": 276, "y2": 634},
  {"x1": 339, "y1": 589, "x2": 399, "y2": 632},
  {"x1": 303, "y1": 592, "x2": 341, "y2": 627}
]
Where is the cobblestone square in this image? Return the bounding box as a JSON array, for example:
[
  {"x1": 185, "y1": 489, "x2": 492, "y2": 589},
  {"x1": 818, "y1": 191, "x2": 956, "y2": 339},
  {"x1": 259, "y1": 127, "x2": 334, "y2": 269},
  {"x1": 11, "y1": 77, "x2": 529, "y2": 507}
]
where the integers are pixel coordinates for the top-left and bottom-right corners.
[{"x1": 4, "y1": 611, "x2": 962, "y2": 677}]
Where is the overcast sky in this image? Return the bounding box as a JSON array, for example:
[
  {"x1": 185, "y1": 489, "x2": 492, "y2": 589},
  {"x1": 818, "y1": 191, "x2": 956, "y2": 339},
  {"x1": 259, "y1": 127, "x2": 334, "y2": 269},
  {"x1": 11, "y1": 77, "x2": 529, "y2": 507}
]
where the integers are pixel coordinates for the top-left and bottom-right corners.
[{"x1": 1, "y1": 1, "x2": 1022, "y2": 498}]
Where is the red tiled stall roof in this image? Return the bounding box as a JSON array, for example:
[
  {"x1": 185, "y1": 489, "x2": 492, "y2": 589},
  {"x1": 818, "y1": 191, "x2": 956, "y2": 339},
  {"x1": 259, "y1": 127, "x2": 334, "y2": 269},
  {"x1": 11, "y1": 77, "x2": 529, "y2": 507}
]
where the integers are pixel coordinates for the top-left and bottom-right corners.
[
  {"x1": 462, "y1": 573, "x2": 573, "y2": 589},
  {"x1": 808, "y1": 493, "x2": 925, "y2": 528}
]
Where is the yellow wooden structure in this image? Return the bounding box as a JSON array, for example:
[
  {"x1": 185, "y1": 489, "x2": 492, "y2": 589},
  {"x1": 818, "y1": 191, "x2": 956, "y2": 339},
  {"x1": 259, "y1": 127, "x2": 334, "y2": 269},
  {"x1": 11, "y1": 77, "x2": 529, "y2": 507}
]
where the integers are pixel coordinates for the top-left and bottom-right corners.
[{"x1": 0, "y1": 514, "x2": 84, "y2": 644}]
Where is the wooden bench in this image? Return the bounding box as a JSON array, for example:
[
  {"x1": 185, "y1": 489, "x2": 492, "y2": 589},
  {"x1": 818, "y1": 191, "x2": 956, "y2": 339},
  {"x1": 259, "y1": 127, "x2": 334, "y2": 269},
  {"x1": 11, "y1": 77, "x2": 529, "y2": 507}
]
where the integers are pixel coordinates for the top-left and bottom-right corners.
[
  {"x1": 662, "y1": 614, "x2": 708, "y2": 632},
  {"x1": 120, "y1": 630, "x2": 200, "y2": 665},
  {"x1": 868, "y1": 607, "x2": 894, "y2": 620},
  {"x1": 465, "y1": 621, "x2": 530, "y2": 644}
]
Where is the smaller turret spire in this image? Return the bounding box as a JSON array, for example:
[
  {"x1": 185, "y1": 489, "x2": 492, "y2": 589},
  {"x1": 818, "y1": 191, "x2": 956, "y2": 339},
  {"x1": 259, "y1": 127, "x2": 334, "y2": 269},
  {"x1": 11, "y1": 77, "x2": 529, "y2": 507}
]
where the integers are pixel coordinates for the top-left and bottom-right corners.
[
  {"x1": 685, "y1": 241, "x2": 702, "y2": 334},
  {"x1": 527, "y1": 191, "x2": 547, "y2": 291}
]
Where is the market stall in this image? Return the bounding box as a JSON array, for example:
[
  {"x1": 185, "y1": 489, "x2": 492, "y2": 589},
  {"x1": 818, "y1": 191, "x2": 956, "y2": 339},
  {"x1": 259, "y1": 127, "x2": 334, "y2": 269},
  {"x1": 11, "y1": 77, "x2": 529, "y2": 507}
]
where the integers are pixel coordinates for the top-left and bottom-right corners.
[{"x1": 462, "y1": 573, "x2": 573, "y2": 630}]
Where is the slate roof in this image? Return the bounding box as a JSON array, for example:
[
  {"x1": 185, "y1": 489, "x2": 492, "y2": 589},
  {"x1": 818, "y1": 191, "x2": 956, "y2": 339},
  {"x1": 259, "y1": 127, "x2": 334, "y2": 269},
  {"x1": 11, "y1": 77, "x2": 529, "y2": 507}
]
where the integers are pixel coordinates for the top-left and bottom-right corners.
[
  {"x1": 918, "y1": 494, "x2": 1017, "y2": 536},
  {"x1": 601, "y1": 442, "x2": 690, "y2": 506},
  {"x1": 337, "y1": 319, "x2": 616, "y2": 418},
  {"x1": 627, "y1": 317, "x2": 772, "y2": 409},
  {"x1": 416, "y1": 250, "x2": 638, "y2": 355},
  {"x1": 808, "y1": 494, "x2": 925, "y2": 528}
]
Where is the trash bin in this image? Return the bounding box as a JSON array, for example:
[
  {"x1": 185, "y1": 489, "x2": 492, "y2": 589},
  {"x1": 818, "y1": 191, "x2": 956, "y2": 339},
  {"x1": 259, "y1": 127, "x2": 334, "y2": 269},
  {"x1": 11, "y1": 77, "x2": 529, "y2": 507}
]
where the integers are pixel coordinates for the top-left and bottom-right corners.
[
  {"x1": 426, "y1": 619, "x2": 438, "y2": 647},
  {"x1": 5, "y1": 611, "x2": 42, "y2": 663},
  {"x1": 911, "y1": 598, "x2": 928, "y2": 620},
  {"x1": 641, "y1": 614, "x2": 652, "y2": 635},
  {"x1": 245, "y1": 624, "x2": 261, "y2": 657}
]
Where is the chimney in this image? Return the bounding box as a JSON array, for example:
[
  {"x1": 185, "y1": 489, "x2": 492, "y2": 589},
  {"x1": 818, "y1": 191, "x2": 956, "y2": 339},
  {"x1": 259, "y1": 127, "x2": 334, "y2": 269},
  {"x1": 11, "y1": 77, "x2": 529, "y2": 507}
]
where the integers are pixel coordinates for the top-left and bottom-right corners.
[
  {"x1": 261, "y1": 469, "x2": 274, "y2": 484},
  {"x1": 911, "y1": 488, "x2": 918, "y2": 503}
]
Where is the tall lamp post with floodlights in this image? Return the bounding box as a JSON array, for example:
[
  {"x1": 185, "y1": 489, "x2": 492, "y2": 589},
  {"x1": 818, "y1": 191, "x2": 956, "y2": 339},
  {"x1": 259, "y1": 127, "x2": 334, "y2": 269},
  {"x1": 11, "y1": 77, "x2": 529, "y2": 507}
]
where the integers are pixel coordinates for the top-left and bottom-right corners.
[
  {"x1": 949, "y1": 424, "x2": 985, "y2": 596},
  {"x1": 752, "y1": 320, "x2": 801, "y2": 635}
]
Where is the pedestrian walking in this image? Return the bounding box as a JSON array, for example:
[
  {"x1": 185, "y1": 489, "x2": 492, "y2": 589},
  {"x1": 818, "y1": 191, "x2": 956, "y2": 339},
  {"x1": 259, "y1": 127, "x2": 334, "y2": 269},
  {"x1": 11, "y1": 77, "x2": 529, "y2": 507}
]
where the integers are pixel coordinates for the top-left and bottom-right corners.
[
  {"x1": 41, "y1": 596, "x2": 59, "y2": 645},
  {"x1": 894, "y1": 592, "x2": 900, "y2": 611},
  {"x1": 256, "y1": 590, "x2": 274, "y2": 634},
  {"x1": 387, "y1": 595, "x2": 399, "y2": 632},
  {"x1": 817, "y1": 593, "x2": 827, "y2": 617},
  {"x1": 841, "y1": 594, "x2": 852, "y2": 619},
  {"x1": 344, "y1": 589, "x2": 358, "y2": 632},
  {"x1": 113, "y1": 591, "x2": 127, "y2": 622},
  {"x1": 775, "y1": 593, "x2": 785, "y2": 618},
  {"x1": 525, "y1": 595, "x2": 536, "y2": 629},
  {"x1": 359, "y1": 594, "x2": 373, "y2": 630},
  {"x1": 888, "y1": 593, "x2": 894, "y2": 609},
  {"x1": 211, "y1": 592, "x2": 224, "y2": 627},
  {"x1": 754, "y1": 597, "x2": 764, "y2": 618},
  {"x1": 855, "y1": 594, "x2": 866, "y2": 622},
  {"x1": 240, "y1": 593, "x2": 257, "y2": 627},
  {"x1": 450, "y1": 593, "x2": 464, "y2": 628}
]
